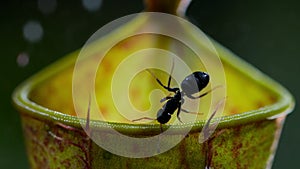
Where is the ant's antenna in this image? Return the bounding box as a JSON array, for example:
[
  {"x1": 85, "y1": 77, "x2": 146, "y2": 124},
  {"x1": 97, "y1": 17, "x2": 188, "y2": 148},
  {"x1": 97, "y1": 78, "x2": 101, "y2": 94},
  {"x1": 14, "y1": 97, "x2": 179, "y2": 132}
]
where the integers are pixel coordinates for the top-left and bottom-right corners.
[
  {"x1": 146, "y1": 57, "x2": 177, "y2": 93},
  {"x1": 168, "y1": 58, "x2": 175, "y2": 88},
  {"x1": 146, "y1": 57, "x2": 175, "y2": 82},
  {"x1": 146, "y1": 69, "x2": 157, "y2": 80}
]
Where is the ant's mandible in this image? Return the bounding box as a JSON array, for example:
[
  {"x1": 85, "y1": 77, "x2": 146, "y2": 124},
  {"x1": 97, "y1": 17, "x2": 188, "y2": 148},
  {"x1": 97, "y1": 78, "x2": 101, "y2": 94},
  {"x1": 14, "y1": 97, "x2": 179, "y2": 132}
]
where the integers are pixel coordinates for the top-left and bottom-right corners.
[{"x1": 133, "y1": 60, "x2": 217, "y2": 127}]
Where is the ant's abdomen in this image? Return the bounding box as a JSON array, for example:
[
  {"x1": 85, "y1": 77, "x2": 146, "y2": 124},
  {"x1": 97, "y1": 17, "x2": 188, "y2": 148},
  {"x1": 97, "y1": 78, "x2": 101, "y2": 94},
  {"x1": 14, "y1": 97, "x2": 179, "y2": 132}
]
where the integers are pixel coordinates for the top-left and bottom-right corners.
[{"x1": 156, "y1": 109, "x2": 171, "y2": 124}]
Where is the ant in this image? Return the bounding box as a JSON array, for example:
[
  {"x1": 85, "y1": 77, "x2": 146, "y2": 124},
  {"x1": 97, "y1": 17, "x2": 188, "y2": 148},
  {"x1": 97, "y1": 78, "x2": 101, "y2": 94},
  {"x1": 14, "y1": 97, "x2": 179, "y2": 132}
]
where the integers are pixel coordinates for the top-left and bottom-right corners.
[{"x1": 132, "y1": 60, "x2": 218, "y2": 130}]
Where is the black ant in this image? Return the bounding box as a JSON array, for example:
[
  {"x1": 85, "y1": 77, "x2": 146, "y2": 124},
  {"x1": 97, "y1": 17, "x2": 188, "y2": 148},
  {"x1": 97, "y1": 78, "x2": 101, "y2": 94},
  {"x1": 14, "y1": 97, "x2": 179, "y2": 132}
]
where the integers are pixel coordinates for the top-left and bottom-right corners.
[{"x1": 132, "y1": 61, "x2": 218, "y2": 130}]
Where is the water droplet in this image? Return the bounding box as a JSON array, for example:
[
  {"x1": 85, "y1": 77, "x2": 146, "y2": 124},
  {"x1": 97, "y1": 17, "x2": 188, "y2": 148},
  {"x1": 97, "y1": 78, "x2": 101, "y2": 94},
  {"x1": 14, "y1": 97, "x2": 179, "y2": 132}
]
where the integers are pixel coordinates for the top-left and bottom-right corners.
[
  {"x1": 23, "y1": 21, "x2": 44, "y2": 43},
  {"x1": 38, "y1": 0, "x2": 57, "y2": 15},
  {"x1": 17, "y1": 52, "x2": 30, "y2": 67},
  {"x1": 82, "y1": 0, "x2": 102, "y2": 12}
]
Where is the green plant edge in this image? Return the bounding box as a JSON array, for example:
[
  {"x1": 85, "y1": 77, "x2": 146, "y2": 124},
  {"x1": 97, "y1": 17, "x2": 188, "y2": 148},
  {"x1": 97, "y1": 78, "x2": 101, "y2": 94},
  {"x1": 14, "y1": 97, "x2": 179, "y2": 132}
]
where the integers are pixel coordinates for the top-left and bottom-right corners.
[{"x1": 12, "y1": 38, "x2": 295, "y2": 135}]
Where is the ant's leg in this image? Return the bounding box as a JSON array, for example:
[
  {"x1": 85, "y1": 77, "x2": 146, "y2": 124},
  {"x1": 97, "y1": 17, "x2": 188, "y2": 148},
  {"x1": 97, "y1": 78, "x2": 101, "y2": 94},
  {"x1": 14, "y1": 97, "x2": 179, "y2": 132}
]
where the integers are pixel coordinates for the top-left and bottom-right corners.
[
  {"x1": 178, "y1": 96, "x2": 203, "y2": 118},
  {"x1": 146, "y1": 65, "x2": 178, "y2": 93},
  {"x1": 178, "y1": 98, "x2": 200, "y2": 114},
  {"x1": 189, "y1": 85, "x2": 223, "y2": 99},
  {"x1": 160, "y1": 96, "x2": 172, "y2": 103},
  {"x1": 181, "y1": 108, "x2": 190, "y2": 113},
  {"x1": 146, "y1": 69, "x2": 171, "y2": 90},
  {"x1": 176, "y1": 103, "x2": 183, "y2": 123},
  {"x1": 132, "y1": 117, "x2": 156, "y2": 122},
  {"x1": 181, "y1": 108, "x2": 203, "y2": 115},
  {"x1": 157, "y1": 125, "x2": 163, "y2": 153}
]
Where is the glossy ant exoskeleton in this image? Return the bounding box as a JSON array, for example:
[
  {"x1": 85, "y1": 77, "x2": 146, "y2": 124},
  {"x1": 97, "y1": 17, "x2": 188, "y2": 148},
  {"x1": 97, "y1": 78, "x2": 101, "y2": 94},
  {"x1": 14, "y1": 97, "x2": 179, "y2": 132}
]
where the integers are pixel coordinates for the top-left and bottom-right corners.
[{"x1": 132, "y1": 61, "x2": 218, "y2": 129}]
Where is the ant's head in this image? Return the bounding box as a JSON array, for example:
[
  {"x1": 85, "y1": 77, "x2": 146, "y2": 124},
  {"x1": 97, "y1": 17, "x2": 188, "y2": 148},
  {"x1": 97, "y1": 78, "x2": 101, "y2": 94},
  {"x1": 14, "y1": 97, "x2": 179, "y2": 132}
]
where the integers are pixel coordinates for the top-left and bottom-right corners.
[
  {"x1": 181, "y1": 71, "x2": 210, "y2": 96},
  {"x1": 194, "y1": 71, "x2": 210, "y2": 89}
]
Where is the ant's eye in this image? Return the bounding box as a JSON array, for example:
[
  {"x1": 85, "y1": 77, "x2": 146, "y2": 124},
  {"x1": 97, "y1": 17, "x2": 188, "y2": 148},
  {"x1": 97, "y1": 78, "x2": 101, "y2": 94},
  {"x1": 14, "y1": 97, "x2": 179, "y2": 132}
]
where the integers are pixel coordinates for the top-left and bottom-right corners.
[
  {"x1": 193, "y1": 72, "x2": 209, "y2": 85},
  {"x1": 199, "y1": 72, "x2": 209, "y2": 85},
  {"x1": 203, "y1": 73, "x2": 209, "y2": 78}
]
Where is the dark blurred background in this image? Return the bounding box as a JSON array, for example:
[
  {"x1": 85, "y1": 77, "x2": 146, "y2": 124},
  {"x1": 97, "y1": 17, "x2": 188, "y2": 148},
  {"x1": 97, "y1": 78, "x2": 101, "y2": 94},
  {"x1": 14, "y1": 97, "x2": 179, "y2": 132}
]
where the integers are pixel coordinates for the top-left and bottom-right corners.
[{"x1": 0, "y1": 0, "x2": 299, "y2": 168}]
